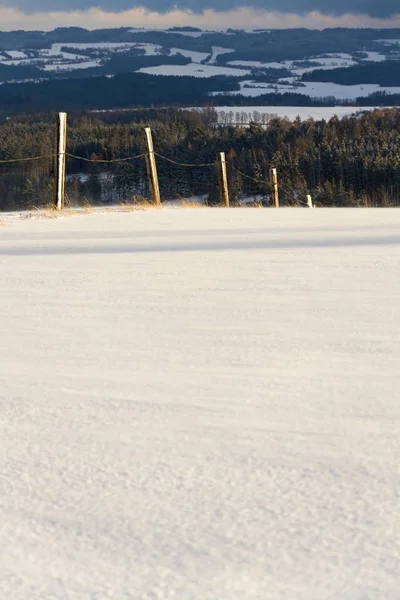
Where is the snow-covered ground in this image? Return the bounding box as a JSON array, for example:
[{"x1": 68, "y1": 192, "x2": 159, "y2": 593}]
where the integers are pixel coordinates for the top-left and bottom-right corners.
[
  {"x1": 208, "y1": 46, "x2": 235, "y2": 64},
  {"x1": 0, "y1": 42, "x2": 163, "y2": 73},
  {"x1": 49, "y1": 42, "x2": 139, "y2": 52},
  {"x1": 169, "y1": 47, "x2": 210, "y2": 63},
  {"x1": 138, "y1": 63, "x2": 250, "y2": 77},
  {"x1": 279, "y1": 81, "x2": 400, "y2": 100},
  {"x1": 130, "y1": 43, "x2": 163, "y2": 56},
  {"x1": 164, "y1": 30, "x2": 206, "y2": 37},
  {"x1": 39, "y1": 47, "x2": 92, "y2": 61},
  {"x1": 41, "y1": 60, "x2": 101, "y2": 72},
  {"x1": 216, "y1": 79, "x2": 400, "y2": 100},
  {"x1": 375, "y1": 39, "x2": 400, "y2": 45},
  {"x1": 228, "y1": 54, "x2": 358, "y2": 76},
  {"x1": 5, "y1": 50, "x2": 27, "y2": 59},
  {"x1": 0, "y1": 208, "x2": 399, "y2": 600},
  {"x1": 0, "y1": 37, "x2": 396, "y2": 102},
  {"x1": 163, "y1": 29, "x2": 235, "y2": 37},
  {"x1": 363, "y1": 51, "x2": 387, "y2": 62},
  {"x1": 211, "y1": 105, "x2": 384, "y2": 121}
]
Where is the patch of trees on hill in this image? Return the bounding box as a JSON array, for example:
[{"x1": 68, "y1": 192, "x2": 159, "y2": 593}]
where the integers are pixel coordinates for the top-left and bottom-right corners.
[
  {"x1": 1, "y1": 70, "x2": 400, "y2": 115},
  {"x1": 0, "y1": 73, "x2": 239, "y2": 112},
  {"x1": 0, "y1": 62, "x2": 43, "y2": 82},
  {"x1": 0, "y1": 53, "x2": 193, "y2": 84},
  {"x1": 303, "y1": 61, "x2": 400, "y2": 86},
  {"x1": 1, "y1": 26, "x2": 399, "y2": 65},
  {"x1": 1, "y1": 108, "x2": 400, "y2": 211}
]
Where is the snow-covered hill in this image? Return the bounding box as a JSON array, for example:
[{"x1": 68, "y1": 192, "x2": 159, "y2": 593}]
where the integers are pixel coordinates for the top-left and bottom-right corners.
[
  {"x1": 1, "y1": 207, "x2": 399, "y2": 599},
  {"x1": 1, "y1": 29, "x2": 400, "y2": 102}
]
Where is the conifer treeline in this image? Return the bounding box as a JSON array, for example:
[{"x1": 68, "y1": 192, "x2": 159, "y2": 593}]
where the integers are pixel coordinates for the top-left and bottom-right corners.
[{"x1": 1, "y1": 108, "x2": 400, "y2": 210}]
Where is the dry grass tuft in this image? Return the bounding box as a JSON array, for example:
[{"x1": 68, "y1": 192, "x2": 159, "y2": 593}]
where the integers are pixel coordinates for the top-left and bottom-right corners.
[
  {"x1": 77, "y1": 198, "x2": 95, "y2": 214},
  {"x1": 180, "y1": 198, "x2": 205, "y2": 208},
  {"x1": 32, "y1": 204, "x2": 61, "y2": 219},
  {"x1": 120, "y1": 196, "x2": 157, "y2": 211},
  {"x1": 0, "y1": 219, "x2": 8, "y2": 227}
]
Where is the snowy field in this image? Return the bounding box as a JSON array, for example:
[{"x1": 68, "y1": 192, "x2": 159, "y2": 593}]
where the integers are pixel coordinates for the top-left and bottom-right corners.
[
  {"x1": 228, "y1": 54, "x2": 359, "y2": 75},
  {"x1": 0, "y1": 208, "x2": 399, "y2": 600},
  {"x1": 138, "y1": 62, "x2": 249, "y2": 77},
  {"x1": 216, "y1": 80, "x2": 400, "y2": 100},
  {"x1": 211, "y1": 105, "x2": 383, "y2": 121},
  {"x1": 1, "y1": 36, "x2": 399, "y2": 104}
]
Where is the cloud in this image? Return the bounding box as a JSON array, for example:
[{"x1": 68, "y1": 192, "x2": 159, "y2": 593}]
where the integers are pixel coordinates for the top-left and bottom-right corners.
[
  {"x1": 2, "y1": 0, "x2": 400, "y2": 19},
  {"x1": 0, "y1": 3, "x2": 399, "y2": 32}
]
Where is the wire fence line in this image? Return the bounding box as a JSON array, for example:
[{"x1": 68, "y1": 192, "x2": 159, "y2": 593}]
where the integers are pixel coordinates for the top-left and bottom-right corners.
[
  {"x1": 231, "y1": 165, "x2": 264, "y2": 185},
  {"x1": 66, "y1": 152, "x2": 146, "y2": 164},
  {"x1": 154, "y1": 153, "x2": 216, "y2": 168},
  {"x1": 0, "y1": 154, "x2": 57, "y2": 164},
  {"x1": 1, "y1": 113, "x2": 314, "y2": 211}
]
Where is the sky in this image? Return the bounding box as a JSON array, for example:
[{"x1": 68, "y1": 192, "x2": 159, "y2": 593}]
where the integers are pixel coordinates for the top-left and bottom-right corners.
[{"x1": 0, "y1": 0, "x2": 399, "y2": 31}]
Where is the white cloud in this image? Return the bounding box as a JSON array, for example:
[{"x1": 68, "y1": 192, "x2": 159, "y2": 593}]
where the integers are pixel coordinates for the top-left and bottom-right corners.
[{"x1": 0, "y1": 6, "x2": 400, "y2": 31}]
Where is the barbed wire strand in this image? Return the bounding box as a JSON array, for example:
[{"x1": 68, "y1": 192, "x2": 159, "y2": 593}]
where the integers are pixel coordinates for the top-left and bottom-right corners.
[
  {"x1": 279, "y1": 184, "x2": 311, "y2": 206},
  {"x1": 66, "y1": 152, "x2": 145, "y2": 163},
  {"x1": 231, "y1": 165, "x2": 272, "y2": 187},
  {"x1": 154, "y1": 153, "x2": 215, "y2": 168},
  {"x1": 231, "y1": 166, "x2": 311, "y2": 205},
  {"x1": 0, "y1": 151, "x2": 310, "y2": 205},
  {"x1": 0, "y1": 152, "x2": 146, "y2": 165},
  {"x1": 0, "y1": 154, "x2": 57, "y2": 164}
]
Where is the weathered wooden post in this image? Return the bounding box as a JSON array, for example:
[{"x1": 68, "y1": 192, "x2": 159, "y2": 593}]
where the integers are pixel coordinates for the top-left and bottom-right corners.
[
  {"x1": 143, "y1": 127, "x2": 161, "y2": 206},
  {"x1": 218, "y1": 152, "x2": 229, "y2": 207},
  {"x1": 270, "y1": 167, "x2": 279, "y2": 208},
  {"x1": 55, "y1": 112, "x2": 67, "y2": 210}
]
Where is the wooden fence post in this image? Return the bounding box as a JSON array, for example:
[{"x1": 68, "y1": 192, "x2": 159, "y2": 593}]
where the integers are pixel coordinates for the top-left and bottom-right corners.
[
  {"x1": 218, "y1": 152, "x2": 229, "y2": 207},
  {"x1": 270, "y1": 167, "x2": 279, "y2": 208},
  {"x1": 55, "y1": 112, "x2": 67, "y2": 210},
  {"x1": 306, "y1": 194, "x2": 313, "y2": 208},
  {"x1": 144, "y1": 127, "x2": 161, "y2": 206}
]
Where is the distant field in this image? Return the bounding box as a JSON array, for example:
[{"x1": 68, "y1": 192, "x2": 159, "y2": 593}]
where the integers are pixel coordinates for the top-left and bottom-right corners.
[
  {"x1": 1, "y1": 29, "x2": 400, "y2": 104},
  {"x1": 1, "y1": 208, "x2": 399, "y2": 599},
  {"x1": 209, "y1": 105, "x2": 383, "y2": 121}
]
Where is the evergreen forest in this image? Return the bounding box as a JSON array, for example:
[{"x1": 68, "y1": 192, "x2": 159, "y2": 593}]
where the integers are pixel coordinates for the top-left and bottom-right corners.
[{"x1": 1, "y1": 107, "x2": 400, "y2": 211}]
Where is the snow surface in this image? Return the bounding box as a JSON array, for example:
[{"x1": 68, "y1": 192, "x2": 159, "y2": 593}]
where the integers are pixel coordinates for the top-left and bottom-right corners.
[
  {"x1": 28, "y1": 42, "x2": 162, "y2": 72},
  {"x1": 5, "y1": 50, "x2": 27, "y2": 59},
  {"x1": 211, "y1": 105, "x2": 384, "y2": 121},
  {"x1": 163, "y1": 29, "x2": 234, "y2": 37},
  {"x1": 50, "y1": 42, "x2": 137, "y2": 51},
  {"x1": 0, "y1": 59, "x2": 31, "y2": 66},
  {"x1": 168, "y1": 46, "x2": 234, "y2": 66},
  {"x1": 0, "y1": 208, "x2": 399, "y2": 600},
  {"x1": 208, "y1": 46, "x2": 235, "y2": 64},
  {"x1": 165, "y1": 30, "x2": 206, "y2": 37},
  {"x1": 41, "y1": 60, "x2": 101, "y2": 71},
  {"x1": 138, "y1": 63, "x2": 250, "y2": 77},
  {"x1": 39, "y1": 47, "x2": 89, "y2": 61},
  {"x1": 169, "y1": 47, "x2": 210, "y2": 63},
  {"x1": 228, "y1": 60, "x2": 272, "y2": 67},
  {"x1": 363, "y1": 52, "x2": 387, "y2": 62},
  {"x1": 283, "y1": 81, "x2": 400, "y2": 100},
  {"x1": 375, "y1": 39, "x2": 400, "y2": 45},
  {"x1": 133, "y1": 43, "x2": 163, "y2": 56},
  {"x1": 228, "y1": 56, "x2": 358, "y2": 75},
  {"x1": 220, "y1": 79, "x2": 400, "y2": 100}
]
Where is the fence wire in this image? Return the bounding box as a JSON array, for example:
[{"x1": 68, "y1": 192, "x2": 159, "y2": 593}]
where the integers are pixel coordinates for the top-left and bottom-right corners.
[
  {"x1": 0, "y1": 123, "x2": 308, "y2": 210},
  {"x1": 0, "y1": 154, "x2": 57, "y2": 164},
  {"x1": 65, "y1": 152, "x2": 146, "y2": 164}
]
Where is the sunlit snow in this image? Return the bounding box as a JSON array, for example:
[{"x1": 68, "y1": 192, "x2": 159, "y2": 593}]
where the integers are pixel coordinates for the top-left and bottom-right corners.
[{"x1": 0, "y1": 208, "x2": 399, "y2": 600}]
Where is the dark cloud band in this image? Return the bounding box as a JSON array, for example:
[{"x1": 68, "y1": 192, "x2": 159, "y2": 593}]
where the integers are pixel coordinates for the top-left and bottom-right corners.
[{"x1": 6, "y1": 0, "x2": 398, "y2": 19}]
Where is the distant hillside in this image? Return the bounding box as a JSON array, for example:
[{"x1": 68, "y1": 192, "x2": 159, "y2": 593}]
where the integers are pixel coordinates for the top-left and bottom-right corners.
[{"x1": 1, "y1": 27, "x2": 400, "y2": 109}]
